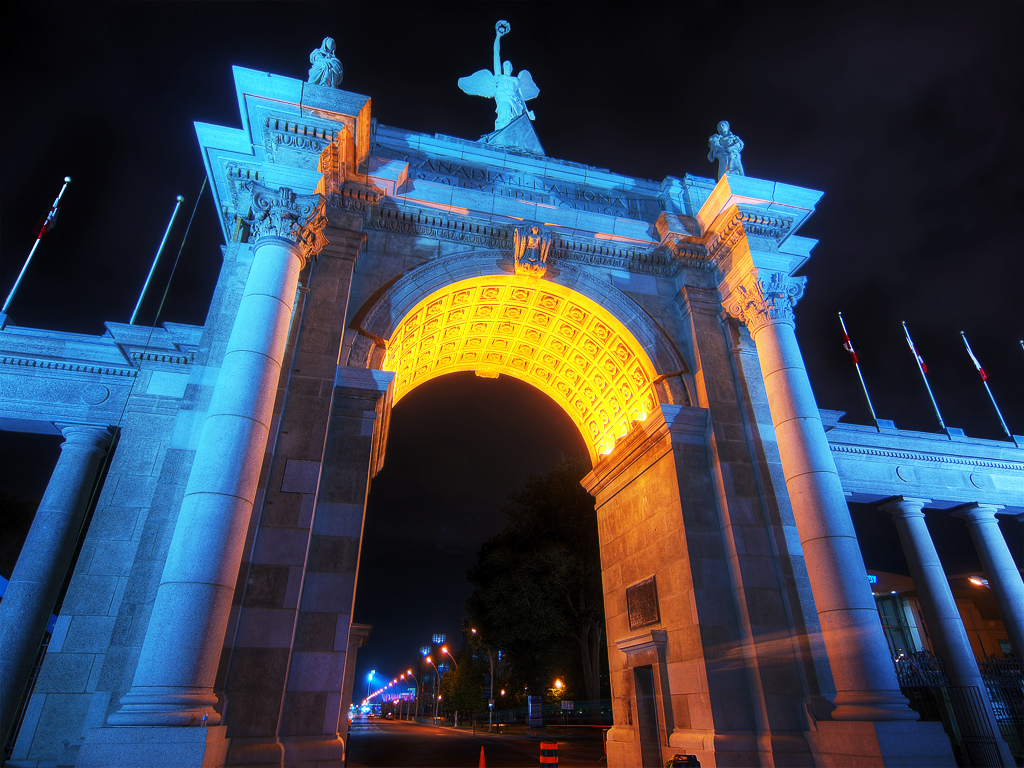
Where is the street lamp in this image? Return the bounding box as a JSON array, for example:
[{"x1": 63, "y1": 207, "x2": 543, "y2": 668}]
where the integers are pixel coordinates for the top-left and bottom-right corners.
[
  {"x1": 366, "y1": 669, "x2": 375, "y2": 699},
  {"x1": 440, "y1": 645, "x2": 460, "y2": 670},
  {"x1": 471, "y1": 628, "x2": 497, "y2": 732},
  {"x1": 426, "y1": 656, "x2": 440, "y2": 722},
  {"x1": 404, "y1": 669, "x2": 419, "y2": 720}
]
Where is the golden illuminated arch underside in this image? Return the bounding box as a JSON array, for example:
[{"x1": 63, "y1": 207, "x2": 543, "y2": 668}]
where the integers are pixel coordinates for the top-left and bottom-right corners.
[{"x1": 383, "y1": 276, "x2": 659, "y2": 460}]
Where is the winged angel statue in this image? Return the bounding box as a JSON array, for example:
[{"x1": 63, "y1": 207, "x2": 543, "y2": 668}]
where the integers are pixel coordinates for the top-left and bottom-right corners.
[{"x1": 459, "y1": 20, "x2": 540, "y2": 132}]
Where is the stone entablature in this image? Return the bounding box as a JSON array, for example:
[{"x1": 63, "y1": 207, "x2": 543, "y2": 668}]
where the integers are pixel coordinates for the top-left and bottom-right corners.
[
  {"x1": 822, "y1": 411, "x2": 1024, "y2": 511},
  {"x1": 371, "y1": 123, "x2": 667, "y2": 222},
  {"x1": 0, "y1": 321, "x2": 201, "y2": 433},
  {"x1": 198, "y1": 68, "x2": 733, "y2": 286}
]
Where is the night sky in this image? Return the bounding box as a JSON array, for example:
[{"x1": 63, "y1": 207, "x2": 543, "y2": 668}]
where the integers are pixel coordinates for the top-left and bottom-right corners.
[{"x1": 1, "y1": 3, "x2": 1022, "y2": 696}]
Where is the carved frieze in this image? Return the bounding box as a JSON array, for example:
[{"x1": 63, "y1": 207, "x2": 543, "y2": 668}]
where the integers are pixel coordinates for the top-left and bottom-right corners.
[
  {"x1": 371, "y1": 145, "x2": 663, "y2": 222},
  {"x1": 263, "y1": 117, "x2": 338, "y2": 168},
  {"x1": 362, "y1": 205, "x2": 683, "y2": 277},
  {"x1": 722, "y1": 269, "x2": 806, "y2": 334}
]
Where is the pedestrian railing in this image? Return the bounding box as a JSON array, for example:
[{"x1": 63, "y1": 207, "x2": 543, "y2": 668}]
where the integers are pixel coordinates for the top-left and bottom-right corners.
[{"x1": 894, "y1": 651, "x2": 1022, "y2": 767}]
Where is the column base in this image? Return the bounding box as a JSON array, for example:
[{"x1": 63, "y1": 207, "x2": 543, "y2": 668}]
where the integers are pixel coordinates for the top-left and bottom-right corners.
[
  {"x1": 77, "y1": 724, "x2": 229, "y2": 768},
  {"x1": 107, "y1": 687, "x2": 222, "y2": 726},
  {"x1": 668, "y1": 728, "x2": 814, "y2": 767},
  {"x1": 830, "y1": 691, "x2": 920, "y2": 721},
  {"x1": 807, "y1": 720, "x2": 955, "y2": 767}
]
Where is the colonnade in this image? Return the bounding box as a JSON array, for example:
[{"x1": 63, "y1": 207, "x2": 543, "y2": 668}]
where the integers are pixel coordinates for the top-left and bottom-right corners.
[{"x1": 881, "y1": 498, "x2": 1019, "y2": 766}]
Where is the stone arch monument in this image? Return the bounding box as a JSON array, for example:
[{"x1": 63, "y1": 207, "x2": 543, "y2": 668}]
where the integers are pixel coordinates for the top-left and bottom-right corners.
[{"x1": 8, "y1": 54, "x2": 1023, "y2": 768}]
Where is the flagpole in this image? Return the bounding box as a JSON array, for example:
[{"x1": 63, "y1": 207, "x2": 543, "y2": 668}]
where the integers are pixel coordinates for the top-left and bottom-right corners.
[
  {"x1": 902, "y1": 321, "x2": 946, "y2": 431},
  {"x1": 838, "y1": 312, "x2": 880, "y2": 428},
  {"x1": 130, "y1": 195, "x2": 185, "y2": 325},
  {"x1": 2, "y1": 176, "x2": 72, "y2": 316},
  {"x1": 961, "y1": 332, "x2": 1011, "y2": 438}
]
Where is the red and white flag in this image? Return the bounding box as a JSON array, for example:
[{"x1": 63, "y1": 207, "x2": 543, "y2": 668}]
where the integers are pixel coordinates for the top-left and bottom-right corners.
[
  {"x1": 961, "y1": 333, "x2": 988, "y2": 381},
  {"x1": 841, "y1": 327, "x2": 858, "y2": 364},
  {"x1": 903, "y1": 323, "x2": 928, "y2": 374},
  {"x1": 838, "y1": 312, "x2": 860, "y2": 364},
  {"x1": 32, "y1": 195, "x2": 63, "y2": 239}
]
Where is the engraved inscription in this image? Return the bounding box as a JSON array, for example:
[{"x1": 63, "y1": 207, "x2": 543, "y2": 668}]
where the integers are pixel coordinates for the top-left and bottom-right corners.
[
  {"x1": 626, "y1": 576, "x2": 660, "y2": 630},
  {"x1": 374, "y1": 147, "x2": 661, "y2": 221}
]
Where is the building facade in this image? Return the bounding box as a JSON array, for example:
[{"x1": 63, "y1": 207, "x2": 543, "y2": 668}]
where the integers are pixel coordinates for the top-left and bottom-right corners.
[{"x1": 1, "y1": 60, "x2": 1022, "y2": 767}]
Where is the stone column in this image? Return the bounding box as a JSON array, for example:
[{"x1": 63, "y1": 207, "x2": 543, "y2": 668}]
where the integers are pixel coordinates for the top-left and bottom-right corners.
[
  {"x1": 955, "y1": 504, "x2": 1024, "y2": 659},
  {"x1": 881, "y1": 497, "x2": 987, "y2": 680},
  {"x1": 0, "y1": 424, "x2": 112, "y2": 744},
  {"x1": 882, "y1": 497, "x2": 1015, "y2": 767},
  {"x1": 108, "y1": 185, "x2": 326, "y2": 728},
  {"x1": 721, "y1": 269, "x2": 914, "y2": 721}
]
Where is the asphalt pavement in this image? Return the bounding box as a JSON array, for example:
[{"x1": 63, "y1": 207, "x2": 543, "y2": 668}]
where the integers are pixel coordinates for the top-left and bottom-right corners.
[{"x1": 346, "y1": 715, "x2": 607, "y2": 767}]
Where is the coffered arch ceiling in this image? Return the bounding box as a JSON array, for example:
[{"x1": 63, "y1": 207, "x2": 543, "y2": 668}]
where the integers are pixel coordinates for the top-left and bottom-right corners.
[{"x1": 381, "y1": 274, "x2": 661, "y2": 461}]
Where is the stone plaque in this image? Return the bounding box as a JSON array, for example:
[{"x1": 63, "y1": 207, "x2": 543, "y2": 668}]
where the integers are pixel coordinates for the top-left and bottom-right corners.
[{"x1": 626, "y1": 576, "x2": 660, "y2": 630}]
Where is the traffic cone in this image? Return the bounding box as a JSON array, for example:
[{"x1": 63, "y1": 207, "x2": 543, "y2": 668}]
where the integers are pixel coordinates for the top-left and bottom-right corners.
[{"x1": 478, "y1": 745, "x2": 486, "y2": 767}]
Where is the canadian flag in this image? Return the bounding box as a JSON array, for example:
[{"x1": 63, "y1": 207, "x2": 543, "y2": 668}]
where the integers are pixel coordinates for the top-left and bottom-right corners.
[
  {"x1": 32, "y1": 184, "x2": 68, "y2": 239},
  {"x1": 903, "y1": 323, "x2": 929, "y2": 374},
  {"x1": 961, "y1": 333, "x2": 988, "y2": 382},
  {"x1": 841, "y1": 328, "x2": 858, "y2": 364}
]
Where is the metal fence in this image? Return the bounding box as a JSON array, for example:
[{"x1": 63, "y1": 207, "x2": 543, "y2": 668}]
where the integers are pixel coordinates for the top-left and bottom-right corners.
[
  {"x1": 895, "y1": 651, "x2": 1023, "y2": 767},
  {"x1": 979, "y1": 655, "x2": 1024, "y2": 767}
]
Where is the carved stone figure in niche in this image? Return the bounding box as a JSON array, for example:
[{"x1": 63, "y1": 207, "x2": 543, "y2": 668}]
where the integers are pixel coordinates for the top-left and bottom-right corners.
[
  {"x1": 708, "y1": 120, "x2": 745, "y2": 179},
  {"x1": 459, "y1": 20, "x2": 539, "y2": 131},
  {"x1": 513, "y1": 224, "x2": 551, "y2": 278},
  {"x1": 308, "y1": 37, "x2": 343, "y2": 88}
]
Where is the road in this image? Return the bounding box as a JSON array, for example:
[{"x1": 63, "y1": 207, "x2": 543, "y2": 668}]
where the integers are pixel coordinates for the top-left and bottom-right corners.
[{"x1": 345, "y1": 716, "x2": 606, "y2": 767}]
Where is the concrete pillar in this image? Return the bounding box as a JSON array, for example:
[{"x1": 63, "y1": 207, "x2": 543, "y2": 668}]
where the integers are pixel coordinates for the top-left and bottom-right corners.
[
  {"x1": 0, "y1": 424, "x2": 112, "y2": 745},
  {"x1": 955, "y1": 504, "x2": 1024, "y2": 659},
  {"x1": 880, "y1": 498, "x2": 984, "y2": 682},
  {"x1": 882, "y1": 497, "x2": 1015, "y2": 767},
  {"x1": 721, "y1": 269, "x2": 915, "y2": 721},
  {"x1": 107, "y1": 186, "x2": 327, "y2": 729}
]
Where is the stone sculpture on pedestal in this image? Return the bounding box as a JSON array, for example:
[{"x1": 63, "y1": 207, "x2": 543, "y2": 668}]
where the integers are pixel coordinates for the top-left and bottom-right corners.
[
  {"x1": 707, "y1": 120, "x2": 745, "y2": 179},
  {"x1": 308, "y1": 37, "x2": 343, "y2": 87},
  {"x1": 459, "y1": 20, "x2": 539, "y2": 131}
]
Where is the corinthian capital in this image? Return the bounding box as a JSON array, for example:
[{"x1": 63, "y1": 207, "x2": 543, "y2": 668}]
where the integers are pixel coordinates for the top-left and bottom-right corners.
[
  {"x1": 721, "y1": 269, "x2": 806, "y2": 335},
  {"x1": 244, "y1": 183, "x2": 328, "y2": 264}
]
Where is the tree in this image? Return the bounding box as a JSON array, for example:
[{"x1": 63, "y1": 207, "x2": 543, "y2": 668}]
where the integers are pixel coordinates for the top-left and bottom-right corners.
[
  {"x1": 438, "y1": 651, "x2": 485, "y2": 722},
  {"x1": 466, "y1": 457, "x2": 607, "y2": 702}
]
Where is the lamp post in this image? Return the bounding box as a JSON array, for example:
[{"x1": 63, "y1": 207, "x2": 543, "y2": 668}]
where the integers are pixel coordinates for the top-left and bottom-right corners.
[
  {"x1": 441, "y1": 646, "x2": 462, "y2": 727},
  {"x1": 471, "y1": 628, "x2": 497, "y2": 732},
  {"x1": 366, "y1": 669, "x2": 375, "y2": 700},
  {"x1": 440, "y1": 645, "x2": 460, "y2": 670},
  {"x1": 426, "y1": 656, "x2": 440, "y2": 722},
  {"x1": 404, "y1": 669, "x2": 418, "y2": 720}
]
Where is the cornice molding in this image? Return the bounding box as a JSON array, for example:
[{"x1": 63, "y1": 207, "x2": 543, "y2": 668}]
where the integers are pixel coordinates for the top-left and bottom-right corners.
[
  {"x1": 830, "y1": 443, "x2": 1024, "y2": 474},
  {"x1": 263, "y1": 116, "x2": 337, "y2": 161},
  {"x1": 703, "y1": 205, "x2": 794, "y2": 266},
  {"x1": 1, "y1": 355, "x2": 138, "y2": 378}
]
